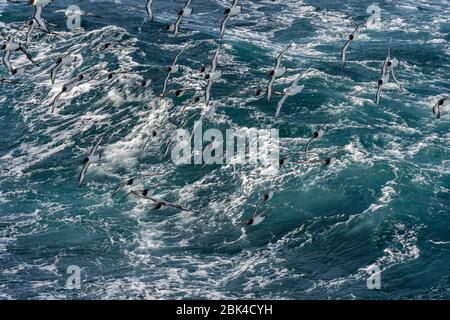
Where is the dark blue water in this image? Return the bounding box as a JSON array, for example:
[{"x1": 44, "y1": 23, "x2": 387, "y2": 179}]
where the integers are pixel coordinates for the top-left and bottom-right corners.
[{"x1": 0, "y1": 0, "x2": 449, "y2": 299}]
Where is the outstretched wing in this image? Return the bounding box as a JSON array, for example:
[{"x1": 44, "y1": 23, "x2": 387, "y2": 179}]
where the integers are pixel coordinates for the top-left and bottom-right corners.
[
  {"x1": 341, "y1": 39, "x2": 351, "y2": 68},
  {"x1": 89, "y1": 136, "x2": 103, "y2": 156},
  {"x1": 78, "y1": 161, "x2": 90, "y2": 188},
  {"x1": 275, "y1": 42, "x2": 293, "y2": 68},
  {"x1": 220, "y1": 14, "x2": 231, "y2": 39},
  {"x1": 432, "y1": 101, "x2": 441, "y2": 119},
  {"x1": 275, "y1": 94, "x2": 288, "y2": 118}
]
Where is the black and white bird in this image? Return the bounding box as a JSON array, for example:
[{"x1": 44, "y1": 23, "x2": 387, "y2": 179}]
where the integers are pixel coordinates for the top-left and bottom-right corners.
[
  {"x1": 131, "y1": 189, "x2": 193, "y2": 212},
  {"x1": 51, "y1": 73, "x2": 86, "y2": 113},
  {"x1": 341, "y1": 21, "x2": 365, "y2": 68},
  {"x1": 162, "y1": 46, "x2": 186, "y2": 96},
  {"x1": 1, "y1": 34, "x2": 38, "y2": 74},
  {"x1": 200, "y1": 45, "x2": 220, "y2": 74},
  {"x1": 432, "y1": 97, "x2": 448, "y2": 119},
  {"x1": 78, "y1": 136, "x2": 103, "y2": 188},
  {"x1": 275, "y1": 72, "x2": 305, "y2": 117},
  {"x1": 50, "y1": 49, "x2": 79, "y2": 84},
  {"x1": 380, "y1": 40, "x2": 403, "y2": 93},
  {"x1": 203, "y1": 46, "x2": 222, "y2": 106},
  {"x1": 111, "y1": 173, "x2": 163, "y2": 198},
  {"x1": 220, "y1": 0, "x2": 242, "y2": 39},
  {"x1": 234, "y1": 207, "x2": 269, "y2": 229},
  {"x1": 167, "y1": 0, "x2": 193, "y2": 37},
  {"x1": 304, "y1": 128, "x2": 324, "y2": 161},
  {"x1": 267, "y1": 42, "x2": 293, "y2": 102},
  {"x1": 30, "y1": 0, "x2": 53, "y2": 34}
]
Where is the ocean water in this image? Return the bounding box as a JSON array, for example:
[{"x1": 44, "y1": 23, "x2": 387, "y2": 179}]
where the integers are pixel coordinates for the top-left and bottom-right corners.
[{"x1": 0, "y1": 0, "x2": 449, "y2": 300}]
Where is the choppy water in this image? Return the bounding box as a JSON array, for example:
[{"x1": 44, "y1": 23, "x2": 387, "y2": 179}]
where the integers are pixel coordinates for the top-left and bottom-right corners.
[{"x1": 0, "y1": 0, "x2": 449, "y2": 299}]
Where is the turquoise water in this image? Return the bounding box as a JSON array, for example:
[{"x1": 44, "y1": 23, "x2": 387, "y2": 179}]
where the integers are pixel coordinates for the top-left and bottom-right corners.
[{"x1": 0, "y1": 0, "x2": 449, "y2": 299}]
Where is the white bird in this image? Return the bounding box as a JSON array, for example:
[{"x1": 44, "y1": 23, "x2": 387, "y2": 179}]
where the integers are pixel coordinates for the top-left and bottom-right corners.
[
  {"x1": 162, "y1": 46, "x2": 186, "y2": 96},
  {"x1": 220, "y1": 0, "x2": 242, "y2": 39},
  {"x1": 341, "y1": 21, "x2": 365, "y2": 68},
  {"x1": 78, "y1": 136, "x2": 103, "y2": 188},
  {"x1": 275, "y1": 73, "x2": 305, "y2": 117},
  {"x1": 267, "y1": 42, "x2": 293, "y2": 101}
]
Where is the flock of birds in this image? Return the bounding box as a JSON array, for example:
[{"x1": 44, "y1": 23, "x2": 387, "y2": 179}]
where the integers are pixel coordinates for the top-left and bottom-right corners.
[{"x1": 1, "y1": 0, "x2": 449, "y2": 228}]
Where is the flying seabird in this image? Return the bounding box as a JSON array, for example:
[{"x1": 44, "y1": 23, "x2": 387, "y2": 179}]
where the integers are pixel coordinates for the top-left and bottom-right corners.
[
  {"x1": 267, "y1": 42, "x2": 293, "y2": 101},
  {"x1": 131, "y1": 189, "x2": 193, "y2": 212},
  {"x1": 51, "y1": 73, "x2": 86, "y2": 113},
  {"x1": 78, "y1": 136, "x2": 103, "y2": 188},
  {"x1": 161, "y1": 46, "x2": 186, "y2": 96},
  {"x1": 341, "y1": 21, "x2": 365, "y2": 69},
  {"x1": 200, "y1": 45, "x2": 221, "y2": 74},
  {"x1": 50, "y1": 49, "x2": 79, "y2": 84},
  {"x1": 166, "y1": 0, "x2": 193, "y2": 37},
  {"x1": 433, "y1": 97, "x2": 448, "y2": 119},
  {"x1": 234, "y1": 207, "x2": 269, "y2": 229},
  {"x1": 304, "y1": 128, "x2": 324, "y2": 161},
  {"x1": 275, "y1": 72, "x2": 305, "y2": 117},
  {"x1": 31, "y1": 2, "x2": 52, "y2": 34},
  {"x1": 220, "y1": 0, "x2": 242, "y2": 39},
  {"x1": 1, "y1": 34, "x2": 38, "y2": 74}
]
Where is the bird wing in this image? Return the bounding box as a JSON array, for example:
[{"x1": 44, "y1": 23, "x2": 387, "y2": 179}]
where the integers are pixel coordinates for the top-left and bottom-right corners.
[
  {"x1": 111, "y1": 178, "x2": 134, "y2": 198},
  {"x1": 275, "y1": 43, "x2": 292, "y2": 68},
  {"x1": 2, "y1": 51, "x2": 13, "y2": 74},
  {"x1": 78, "y1": 161, "x2": 90, "y2": 188},
  {"x1": 173, "y1": 15, "x2": 183, "y2": 36},
  {"x1": 341, "y1": 39, "x2": 351, "y2": 67},
  {"x1": 162, "y1": 72, "x2": 171, "y2": 96},
  {"x1": 146, "y1": 0, "x2": 153, "y2": 20},
  {"x1": 220, "y1": 14, "x2": 231, "y2": 38},
  {"x1": 173, "y1": 45, "x2": 186, "y2": 65},
  {"x1": 89, "y1": 136, "x2": 103, "y2": 156},
  {"x1": 375, "y1": 82, "x2": 383, "y2": 107},
  {"x1": 51, "y1": 90, "x2": 65, "y2": 113},
  {"x1": 211, "y1": 46, "x2": 220, "y2": 72},
  {"x1": 354, "y1": 21, "x2": 366, "y2": 34},
  {"x1": 275, "y1": 94, "x2": 288, "y2": 118},
  {"x1": 266, "y1": 75, "x2": 275, "y2": 102},
  {"x1": 432, "y1": 100, "x2": 441, "y2": 119}
]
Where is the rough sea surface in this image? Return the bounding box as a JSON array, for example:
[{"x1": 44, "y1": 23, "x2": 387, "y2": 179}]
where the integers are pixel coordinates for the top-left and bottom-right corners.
[{"x1": 0, "y1": 0, "x2": 449, "y2": 299}]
